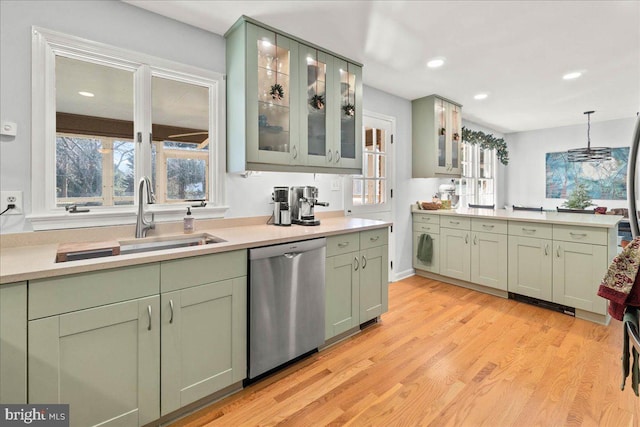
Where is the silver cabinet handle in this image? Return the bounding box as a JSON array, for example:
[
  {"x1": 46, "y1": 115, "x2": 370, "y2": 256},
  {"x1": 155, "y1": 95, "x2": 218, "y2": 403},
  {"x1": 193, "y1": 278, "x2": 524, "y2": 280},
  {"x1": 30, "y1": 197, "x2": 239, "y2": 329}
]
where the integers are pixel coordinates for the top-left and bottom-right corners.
[
  {"x1": 354, "y1": 257, "x2": 359, "y2": 271},
  {"x1": 338, "y1": 242, "x2": 349, "y2": 248},
  {"x1": 169, "y1": 299, "x2": 174, "y2": 324},
  {"x1": 147, "y1": 305, "x2": 152, "y2": 331},
  {"x1": 569, "y1": 232, "x2": 587, "y2": 238},
  {"x1": 450, "y1": 220, "x2": 460, "y2": 225},
  {"x1": 556, "y1": 245, "x2": 561, "y2": 258},
  {"x1": 327, "y1": 150, "x2": 333, "y2": 162},
  {"x1": 370, "y1": 236, "x2": 380, "y2": 242},
  {"x1": 292, "y1": 146, "x2": 298, "y2": 159},
  {"x1": 482, "y1": 224, "x2": 494, "y2": 229},
  {"x1": 362, "y1": 255, "x2": 367, "y2": 269},
  {"x1": 335, "y1": 151, "x2": 341, "y2": 162},
  {"x1": 522, "y1": 227, "x2": 537, "y2": 233},
  {"x1": 544, "y1": 244, "x2": 549, "y2": 256},
  {"x1": 465, "y1": 234, "x2": 469, "y2": 244},
  {"x1": 473, "y1": 235, "x2": 477, "y2": 245}
]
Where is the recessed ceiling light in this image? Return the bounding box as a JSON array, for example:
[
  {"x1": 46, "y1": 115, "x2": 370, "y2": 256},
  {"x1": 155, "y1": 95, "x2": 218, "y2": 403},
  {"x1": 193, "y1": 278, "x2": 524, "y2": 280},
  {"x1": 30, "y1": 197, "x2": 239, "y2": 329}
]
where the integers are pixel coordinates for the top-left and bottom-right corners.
[
  {"x1": 78, "y1": 91, "x2": 94, "y2": 97},
  {"x1": 427, "y1": 58, "x2": 445, "y2": 68},
  {"x1": 563, "y1": 71, "x2": 583, "y2": 80},
  {"x1": 474, "y1": 93, "x2": 489, "y2": 100}
]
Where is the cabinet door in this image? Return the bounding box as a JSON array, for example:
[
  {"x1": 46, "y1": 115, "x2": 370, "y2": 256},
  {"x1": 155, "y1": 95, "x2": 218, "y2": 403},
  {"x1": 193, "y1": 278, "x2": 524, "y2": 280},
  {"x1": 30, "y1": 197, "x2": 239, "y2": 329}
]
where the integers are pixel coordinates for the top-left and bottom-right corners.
[
  {"x1": 413, "y1": 231, "x2": 439, "y2": 274},
  {"x1": 440, "y1": 227, "x2": 471, "y2": 281},
  {"x1": 246, "y1": 23, "x2": 300, "y2": 165},
  {"x1": 508, "y1": 236, "x2": 552, "y2": 300},
  {"x1": 471, "y1": 231, "x2": 508, "y2": 290},
  {"x1": 552, "y1": 242, "x2": 608, "y2": 313},
  {"x1": 29, "y1": 296, "x2": 160, "y2": 427},
  {"x1": 447, "y1": 103, "x2": 462, "y2": 175},
  {"x1": 333, "y1": 58, "x2": 362, "y2": 170},
  {"x1": 0, "y1": 282, "x2": 27, "y2": 403},
  {"x1": 300, "y1": 44, "x2": 334, "y2": 167},
  {"x1": 359, "y1": 245, "x2": 389, "y2": 323},
  {"x1": 325, "y1": 252, "x2": 359, "y2": 340},
  {"x1": 161, "y1": 278, "x2": 246, "y2": 415}
]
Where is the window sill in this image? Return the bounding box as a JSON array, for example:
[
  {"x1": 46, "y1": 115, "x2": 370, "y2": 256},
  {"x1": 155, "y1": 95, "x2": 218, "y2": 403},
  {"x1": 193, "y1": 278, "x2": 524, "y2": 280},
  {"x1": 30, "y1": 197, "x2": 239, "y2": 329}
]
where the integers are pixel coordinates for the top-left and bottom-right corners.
[{"x1": 28, "y1": 205, "x2": 229, "y2": 231}]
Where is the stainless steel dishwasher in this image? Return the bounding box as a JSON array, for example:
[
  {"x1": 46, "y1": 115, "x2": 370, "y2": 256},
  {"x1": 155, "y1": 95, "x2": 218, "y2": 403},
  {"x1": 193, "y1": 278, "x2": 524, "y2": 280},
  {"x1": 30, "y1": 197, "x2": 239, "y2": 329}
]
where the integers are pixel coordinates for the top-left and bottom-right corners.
[{"x1": 248, "y1": 238, "x2": 326, "y2": 380}]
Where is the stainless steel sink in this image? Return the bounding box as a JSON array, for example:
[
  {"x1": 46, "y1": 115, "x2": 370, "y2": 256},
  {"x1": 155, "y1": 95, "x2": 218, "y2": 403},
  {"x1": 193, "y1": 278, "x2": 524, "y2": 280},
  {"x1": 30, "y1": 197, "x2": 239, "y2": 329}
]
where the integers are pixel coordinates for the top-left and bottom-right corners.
[{"x1": 119, "y1": 233, "x2": 226, "y2": 255}]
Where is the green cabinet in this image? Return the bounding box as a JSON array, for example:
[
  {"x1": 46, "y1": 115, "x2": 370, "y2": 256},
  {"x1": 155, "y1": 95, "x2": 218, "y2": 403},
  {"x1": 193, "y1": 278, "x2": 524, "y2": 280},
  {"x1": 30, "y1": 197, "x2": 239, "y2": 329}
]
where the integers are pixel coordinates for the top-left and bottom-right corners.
[
  {"x1": 226, "y1": 16, "x2": 362, "y2": 174},
  {"x1": 440, "y1": 227, "x2": 471, "y2": 281},
  {"x1": 160, "y1": 251, "x2": 247, "y2": 416},
  {"x1": 29, "y1": 296, "x2": 160, "y2": 427},
  {"x1": 412, "y1": 95, "x2": 462, "y2": 178},
  {"x1": 470, "y1": 231, "x2": 508, "y2": 291},
  {"x1": 508, "y1": 235, "x2": 553, "y2": 301},
  {"x1": 0, "y1": 282, "x2": 27, "y2": 404},
  {"x1": 325, "y1": 229, "x2": 389, "y2": 340}
]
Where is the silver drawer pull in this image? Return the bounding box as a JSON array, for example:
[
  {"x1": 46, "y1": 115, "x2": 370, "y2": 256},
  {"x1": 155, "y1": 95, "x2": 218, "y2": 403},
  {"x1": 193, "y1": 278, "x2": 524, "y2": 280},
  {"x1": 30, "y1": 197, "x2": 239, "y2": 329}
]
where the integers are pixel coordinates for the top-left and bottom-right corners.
[
  {"x1": 556, "y1": 246, "x2": 561, "y2": 258},
  {"x1": 169, "y1": 299, "x2": 174, "y2": 324},
  {"x1": 354, "y1": 257, "x2": 359, "y2": 271},
  {"x1": 337, "y1": 242, "x2": 350, "y2": 248},
  {"x1": 147, "y1": 305, "x2": 152, "y2": 331},
  {"x1": 362, "y1": 256, "x2": 367, "y2": 269},
  {"x1": 522, "y1": 227, "x2": 537, "y2": 233},
  {"x1": 482, "y1": 224, "x2": 494, "y2": 229},
  {"x1": 465, "y1": 234, "x2": 469, "y2": 244},
  {"x1": 370, "y1": 236, "x2": 380, "y2": 242},
  {"x1": 544, "y1": 244, "x2": 549, "y2": 256},
  {"x1": 473, "y1": 235, "x2": 477, "y2": 245},
  {"x1": 569, "y1": 232, "x2": 587, "y2": 238},
  {"x1": 450, "y1": 221, "x2": 460, "y2": 225}
]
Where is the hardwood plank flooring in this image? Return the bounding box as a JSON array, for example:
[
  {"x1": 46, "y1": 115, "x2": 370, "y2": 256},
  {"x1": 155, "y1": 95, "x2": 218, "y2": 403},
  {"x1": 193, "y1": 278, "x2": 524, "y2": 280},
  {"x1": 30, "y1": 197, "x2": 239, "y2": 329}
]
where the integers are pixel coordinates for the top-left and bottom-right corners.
[{"x1": 172, "y1": 275, "x2": 640, "y2": 426}]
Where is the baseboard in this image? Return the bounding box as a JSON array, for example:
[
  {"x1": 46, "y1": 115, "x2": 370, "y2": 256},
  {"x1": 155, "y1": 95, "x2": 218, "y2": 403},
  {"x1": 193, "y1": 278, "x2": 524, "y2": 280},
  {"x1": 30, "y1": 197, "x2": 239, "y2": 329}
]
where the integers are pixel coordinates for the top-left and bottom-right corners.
[
  {"x1": 392, "y1": 268, "x2": 415, "y2": 282},
  {"x1": 415, "y1": 269, "x2": 508, "y2": 299}
]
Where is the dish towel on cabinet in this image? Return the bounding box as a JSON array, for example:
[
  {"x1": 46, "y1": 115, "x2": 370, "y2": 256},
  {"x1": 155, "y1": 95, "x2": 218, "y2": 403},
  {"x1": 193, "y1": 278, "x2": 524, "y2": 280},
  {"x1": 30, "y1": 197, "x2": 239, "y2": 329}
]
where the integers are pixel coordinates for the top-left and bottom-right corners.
[
  {"x1": 598, "y1": 237, "x2": 640, "y2": 321},
  {"x1": 622, "y1": 307, "x2": 639, "y2": 396},
  {"x1": 417, "y1": 234, "x2": 433, "y2": 264}
]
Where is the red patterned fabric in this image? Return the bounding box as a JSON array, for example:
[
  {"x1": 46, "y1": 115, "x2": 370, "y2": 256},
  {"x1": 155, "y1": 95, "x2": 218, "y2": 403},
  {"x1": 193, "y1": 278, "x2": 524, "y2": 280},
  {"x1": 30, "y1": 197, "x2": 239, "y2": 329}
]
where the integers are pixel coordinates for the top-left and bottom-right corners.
[{"x1": 598, "y1": 237, "x2": 640, "y2": 321}]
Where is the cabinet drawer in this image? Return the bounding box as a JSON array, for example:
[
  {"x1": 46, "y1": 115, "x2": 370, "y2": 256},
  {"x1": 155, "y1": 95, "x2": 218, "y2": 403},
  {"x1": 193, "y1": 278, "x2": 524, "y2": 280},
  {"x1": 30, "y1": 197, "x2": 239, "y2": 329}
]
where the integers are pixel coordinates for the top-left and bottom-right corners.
[
  {"x1": 508, "y1": 221, "x2": 553, "y2": 239},
  {"x1": 326, "y1": 233, "x2": 360, "y2": 257},
  {"x1": 440, "y1": 216, "x2": 471, "y2": 230},
  {"x1": 413, "y1": 222, "x2": 439, "y2": 234},
  {"x1": 472, "y1": 218, "x2": 508, "y2": 234},
  {"x1": 553, "y1": 225, "x2": 608, "y2": 246},
  {"x1": 161, "y1": 250, "x2": 247, "y2": 292},
  {"x1": 413, "y1": 213, "x2": 440, "y2": 225},
  {"x1": 29, "y1": 263, "x2": 159, "y2": 320},
  {"x1": 360, "y1": 228, "x2": 388, "y2": 250}
]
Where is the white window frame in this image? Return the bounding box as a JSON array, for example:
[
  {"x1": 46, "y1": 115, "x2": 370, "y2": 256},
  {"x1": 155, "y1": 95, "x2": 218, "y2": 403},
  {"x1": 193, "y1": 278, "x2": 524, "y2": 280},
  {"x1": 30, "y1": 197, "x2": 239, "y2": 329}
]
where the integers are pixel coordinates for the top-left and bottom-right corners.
[
  {"x1": 30, "y1": 27, "x2": 227, "y2": 230},
  {"x1": 459, "y1": 143, "x2": 498, "y2": 207}
]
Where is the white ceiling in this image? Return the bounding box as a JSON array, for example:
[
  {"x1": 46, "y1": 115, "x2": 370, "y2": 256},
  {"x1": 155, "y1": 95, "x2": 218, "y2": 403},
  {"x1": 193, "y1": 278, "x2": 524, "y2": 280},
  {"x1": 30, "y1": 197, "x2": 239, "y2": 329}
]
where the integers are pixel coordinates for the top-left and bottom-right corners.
[{"x1": 124, "y1": 0, "x2": 640, "y2": 134}]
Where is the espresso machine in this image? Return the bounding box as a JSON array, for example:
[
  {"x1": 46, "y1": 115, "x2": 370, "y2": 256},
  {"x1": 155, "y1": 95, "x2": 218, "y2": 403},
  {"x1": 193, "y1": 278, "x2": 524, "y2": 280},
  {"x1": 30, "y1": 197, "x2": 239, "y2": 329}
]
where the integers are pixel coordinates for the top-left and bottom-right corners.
[
  {"x1": 271, "y1": 187, "x2": 291, "y2": 226},
  {"x1": 290, "y1": 186, "x2": 329, "y2": 226}
]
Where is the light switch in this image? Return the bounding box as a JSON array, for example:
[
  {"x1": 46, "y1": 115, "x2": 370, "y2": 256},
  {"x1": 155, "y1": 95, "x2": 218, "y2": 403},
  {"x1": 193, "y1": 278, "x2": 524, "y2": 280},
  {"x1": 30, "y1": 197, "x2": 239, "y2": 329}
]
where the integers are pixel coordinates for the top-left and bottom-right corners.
[{"x1": 1, "y1": 121, "x2": 17, "y2": 136}]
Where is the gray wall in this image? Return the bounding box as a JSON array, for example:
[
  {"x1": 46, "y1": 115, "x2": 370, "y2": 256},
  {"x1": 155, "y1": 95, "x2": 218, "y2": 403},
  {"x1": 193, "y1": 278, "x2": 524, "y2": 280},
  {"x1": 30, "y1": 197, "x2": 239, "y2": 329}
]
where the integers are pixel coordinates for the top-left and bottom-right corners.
[{"x1": 504, "y1": 117, "x2": 636, "y2": 210}]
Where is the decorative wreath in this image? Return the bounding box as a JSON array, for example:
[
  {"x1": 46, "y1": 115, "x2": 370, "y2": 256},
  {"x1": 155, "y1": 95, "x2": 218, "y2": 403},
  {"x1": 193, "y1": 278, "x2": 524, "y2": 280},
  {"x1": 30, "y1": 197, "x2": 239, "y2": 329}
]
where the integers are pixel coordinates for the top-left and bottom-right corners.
[
  {"x1": 461, "y1": 126, "x2": 509, "y2": 165},
  {"x1": 270, "y1": 83, "x2": 284, "y2": 101},
  {"x1": 310, "y1": 94, "x2": 325, "y2": 110},
  {"x1": 343, "y1": 103, "x2": 355, "y2": 117}
]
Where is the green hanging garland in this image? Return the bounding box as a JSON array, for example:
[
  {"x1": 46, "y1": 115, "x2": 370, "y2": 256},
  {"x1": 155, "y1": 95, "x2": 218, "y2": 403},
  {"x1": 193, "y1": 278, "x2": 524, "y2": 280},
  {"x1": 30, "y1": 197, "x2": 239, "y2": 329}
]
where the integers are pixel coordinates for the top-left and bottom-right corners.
[{"x1": 461, "y1": 126, "x2": 509, "y2": 166}]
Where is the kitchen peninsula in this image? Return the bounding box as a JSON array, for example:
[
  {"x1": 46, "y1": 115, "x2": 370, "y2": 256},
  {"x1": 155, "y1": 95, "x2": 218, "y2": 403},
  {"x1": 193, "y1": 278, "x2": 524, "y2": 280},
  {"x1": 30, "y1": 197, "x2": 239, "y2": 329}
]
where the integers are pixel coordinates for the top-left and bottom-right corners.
[{"x1": 412, "y1": 205, "x2": 622, "y2": 325}]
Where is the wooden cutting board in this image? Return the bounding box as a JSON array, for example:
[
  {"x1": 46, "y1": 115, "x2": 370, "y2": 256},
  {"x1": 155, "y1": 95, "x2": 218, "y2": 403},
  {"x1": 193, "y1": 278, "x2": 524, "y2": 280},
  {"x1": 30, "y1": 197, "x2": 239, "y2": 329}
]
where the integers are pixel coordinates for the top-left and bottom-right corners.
[{"x1": 56, "y1": 240, "x2": 121, "y2": 263}]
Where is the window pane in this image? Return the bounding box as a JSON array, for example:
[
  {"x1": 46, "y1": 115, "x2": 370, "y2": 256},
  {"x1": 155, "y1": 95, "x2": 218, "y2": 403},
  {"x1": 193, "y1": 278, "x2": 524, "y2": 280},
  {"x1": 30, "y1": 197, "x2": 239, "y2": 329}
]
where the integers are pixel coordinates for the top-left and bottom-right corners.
[
  {"x1": 56, "y1": 136, "x2": 103, "y2": 206},
  {"x1": 352, "y1": 179, "x2": 363, "y2": 206},
  {"x1": 166, "y1": 158, "x2": 206, "y2": 201},
  {"x1": 364, "y1": 179, "x2": 385, "y2": 205},
  {"x1": 113, "y1": 140, "x2": 134, "y2": 205},
  {"x1": 378, "y1": 154, "x2": 386, "y2": 179},
  {"x1": 365, "y1": 153, "x2": 375, "y2": 178}
]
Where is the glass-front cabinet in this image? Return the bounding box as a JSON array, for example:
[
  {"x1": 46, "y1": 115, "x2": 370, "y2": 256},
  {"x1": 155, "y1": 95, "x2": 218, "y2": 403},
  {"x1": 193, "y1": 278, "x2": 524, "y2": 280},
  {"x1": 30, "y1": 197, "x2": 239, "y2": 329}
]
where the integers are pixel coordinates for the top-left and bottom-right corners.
[
  {"x1": 226, "y1": 17, "x2": 362, "y2": 174},
  {"x1": 412, "y1": 95, "x2": 463, "y2": 178}
]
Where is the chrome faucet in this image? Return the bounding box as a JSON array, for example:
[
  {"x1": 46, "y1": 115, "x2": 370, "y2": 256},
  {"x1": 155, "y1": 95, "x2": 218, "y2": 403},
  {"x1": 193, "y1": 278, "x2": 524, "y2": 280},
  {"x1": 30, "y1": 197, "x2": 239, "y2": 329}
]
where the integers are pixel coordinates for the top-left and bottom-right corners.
[{"x1": 135, "y1": 177, "x2": 156, "y2": 238}]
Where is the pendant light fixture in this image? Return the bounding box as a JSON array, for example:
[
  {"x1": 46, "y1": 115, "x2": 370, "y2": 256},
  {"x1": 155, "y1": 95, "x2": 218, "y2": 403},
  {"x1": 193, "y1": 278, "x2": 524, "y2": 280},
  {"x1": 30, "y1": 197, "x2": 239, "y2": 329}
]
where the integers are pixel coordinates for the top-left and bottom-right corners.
[{"x1": 567, "y1": 111, "x2": 611, "y2": 162}]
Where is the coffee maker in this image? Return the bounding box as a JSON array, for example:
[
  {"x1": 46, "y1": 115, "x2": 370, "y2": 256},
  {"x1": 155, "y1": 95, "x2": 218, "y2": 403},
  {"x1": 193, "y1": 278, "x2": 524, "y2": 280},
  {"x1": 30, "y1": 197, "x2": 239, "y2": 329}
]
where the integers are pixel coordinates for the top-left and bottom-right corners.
[
  {"x1": 271, "y1": 187, "x2": 291, "y2": 226},
  {"x1": 290, "y1": 186, "x2": 329, "y2": 226}
]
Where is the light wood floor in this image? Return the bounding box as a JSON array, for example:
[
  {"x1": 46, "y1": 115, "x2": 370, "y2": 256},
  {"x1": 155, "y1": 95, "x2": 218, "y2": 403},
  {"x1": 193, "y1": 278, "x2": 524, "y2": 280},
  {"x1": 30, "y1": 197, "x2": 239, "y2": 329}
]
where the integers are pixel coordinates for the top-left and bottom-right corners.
[{"x1": 172, "y1": 275, "x2": 640, "y2": 426}]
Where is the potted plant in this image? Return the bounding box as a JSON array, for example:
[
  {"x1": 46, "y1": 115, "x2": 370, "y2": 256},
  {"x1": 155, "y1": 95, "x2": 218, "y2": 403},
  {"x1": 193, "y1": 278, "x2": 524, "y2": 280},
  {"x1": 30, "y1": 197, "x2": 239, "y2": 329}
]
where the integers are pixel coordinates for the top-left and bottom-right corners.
[{"x1": 561, "y1": 183, "x2": 594, "y2": 211}]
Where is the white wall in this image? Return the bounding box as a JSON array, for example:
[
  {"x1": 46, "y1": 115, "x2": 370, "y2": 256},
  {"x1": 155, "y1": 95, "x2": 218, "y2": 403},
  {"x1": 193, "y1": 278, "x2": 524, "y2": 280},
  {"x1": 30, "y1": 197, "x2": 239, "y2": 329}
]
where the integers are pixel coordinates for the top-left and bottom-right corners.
[{"x1": 504, "y1": 117, "x2": 636, "y2": 210}]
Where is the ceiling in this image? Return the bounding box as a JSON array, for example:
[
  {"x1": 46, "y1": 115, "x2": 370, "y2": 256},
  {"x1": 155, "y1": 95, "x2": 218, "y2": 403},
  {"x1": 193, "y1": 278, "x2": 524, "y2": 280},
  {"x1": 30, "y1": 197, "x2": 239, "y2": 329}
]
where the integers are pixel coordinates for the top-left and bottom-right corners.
[{"x1": 124, "y1": 0, "x2": 640, "y2": 134}]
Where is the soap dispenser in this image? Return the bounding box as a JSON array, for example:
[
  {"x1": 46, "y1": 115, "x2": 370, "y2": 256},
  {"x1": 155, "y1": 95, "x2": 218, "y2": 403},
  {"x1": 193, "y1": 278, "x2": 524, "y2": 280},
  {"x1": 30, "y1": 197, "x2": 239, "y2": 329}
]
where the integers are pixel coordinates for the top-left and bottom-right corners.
[{"x1": 184, "y1": 207, "x2": 195, "y2": 234}]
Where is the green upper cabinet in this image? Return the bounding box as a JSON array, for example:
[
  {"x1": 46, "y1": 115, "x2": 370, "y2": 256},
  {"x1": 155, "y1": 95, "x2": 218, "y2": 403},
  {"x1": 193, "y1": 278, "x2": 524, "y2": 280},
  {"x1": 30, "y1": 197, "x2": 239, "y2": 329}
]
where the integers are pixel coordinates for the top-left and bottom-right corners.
[
  {"x1": 226, "y1": 16, "x2": 362, "y2": 174},
  {"x1": 412, "y1": 95, "x2": 463, "y2": 178}
]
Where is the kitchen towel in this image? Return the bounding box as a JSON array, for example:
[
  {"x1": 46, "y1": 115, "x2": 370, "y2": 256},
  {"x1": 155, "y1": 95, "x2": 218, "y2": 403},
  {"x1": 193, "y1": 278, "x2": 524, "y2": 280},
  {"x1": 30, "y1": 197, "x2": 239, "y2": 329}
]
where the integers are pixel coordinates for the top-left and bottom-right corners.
[
  {"x1": 621, "y1": 307, "x2": 639, "y2": 396},
  {"x1": 417, "y1": 234, "x2": 433, "y2": 264},
  {"x1": 598, "y1": 237, "x2": 640, "y2": 320}
]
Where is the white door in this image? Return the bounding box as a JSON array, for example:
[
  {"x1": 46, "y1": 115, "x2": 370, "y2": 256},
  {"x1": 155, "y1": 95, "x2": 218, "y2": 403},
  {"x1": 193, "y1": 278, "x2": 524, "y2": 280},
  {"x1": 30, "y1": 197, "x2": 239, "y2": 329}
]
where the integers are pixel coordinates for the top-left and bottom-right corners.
[{"x1": 345, "y1": 111, "x2": 395, "y2": 281}]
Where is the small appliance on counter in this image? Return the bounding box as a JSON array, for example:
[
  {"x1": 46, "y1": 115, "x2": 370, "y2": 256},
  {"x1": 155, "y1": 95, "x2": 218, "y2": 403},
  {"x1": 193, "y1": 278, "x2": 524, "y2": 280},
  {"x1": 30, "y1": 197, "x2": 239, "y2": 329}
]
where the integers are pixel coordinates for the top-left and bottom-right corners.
[
  {"x1": 290, "y1": 186, "x2": 329, "y2": 226},
  {"x1": 438, "y1": 179, "x2": 459, "y2": 209},
  {"x1": 272, "y1": 186, "x2": 291, "y2": 226}
]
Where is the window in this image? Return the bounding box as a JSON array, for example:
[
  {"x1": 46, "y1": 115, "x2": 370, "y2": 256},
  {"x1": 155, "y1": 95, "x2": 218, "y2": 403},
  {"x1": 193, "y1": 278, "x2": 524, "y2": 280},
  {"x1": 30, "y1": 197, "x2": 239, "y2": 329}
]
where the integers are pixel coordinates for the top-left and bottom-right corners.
[
  {"x1": 31, "y1": 27, "x2": 226, "y2": 230},
  {"x1": 458, "y1": 143, "x2": 497, "y2": 206}
]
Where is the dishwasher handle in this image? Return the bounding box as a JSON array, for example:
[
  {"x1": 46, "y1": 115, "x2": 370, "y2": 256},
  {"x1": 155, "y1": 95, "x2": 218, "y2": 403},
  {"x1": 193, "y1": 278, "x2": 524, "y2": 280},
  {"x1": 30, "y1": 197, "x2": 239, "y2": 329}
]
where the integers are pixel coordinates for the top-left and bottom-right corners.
[{"x1": 283, "y1": 252, "x2": 300, "y2": 259}]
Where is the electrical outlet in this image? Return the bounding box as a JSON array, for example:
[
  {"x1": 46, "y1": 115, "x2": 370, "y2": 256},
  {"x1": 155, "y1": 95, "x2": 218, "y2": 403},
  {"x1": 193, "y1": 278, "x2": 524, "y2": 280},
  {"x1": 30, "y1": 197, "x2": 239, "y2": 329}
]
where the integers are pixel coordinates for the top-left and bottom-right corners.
[
  {"x1": 331, "y1": 178, "x2": 342, "y2": 191},
  {"x1": 1, "y1": 191, "x2": 23, "y2": 215}
]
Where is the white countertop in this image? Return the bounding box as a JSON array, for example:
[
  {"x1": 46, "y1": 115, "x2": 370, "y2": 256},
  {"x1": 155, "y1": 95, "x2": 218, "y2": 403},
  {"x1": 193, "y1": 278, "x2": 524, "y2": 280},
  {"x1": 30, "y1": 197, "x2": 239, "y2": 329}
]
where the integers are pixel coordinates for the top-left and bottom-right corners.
[
  {"x1": 0, "y1": 216, "x2": 390, "y2": 284},
  {"x1": 412, "y1": 205, "x2": 623, "y2": 228}
]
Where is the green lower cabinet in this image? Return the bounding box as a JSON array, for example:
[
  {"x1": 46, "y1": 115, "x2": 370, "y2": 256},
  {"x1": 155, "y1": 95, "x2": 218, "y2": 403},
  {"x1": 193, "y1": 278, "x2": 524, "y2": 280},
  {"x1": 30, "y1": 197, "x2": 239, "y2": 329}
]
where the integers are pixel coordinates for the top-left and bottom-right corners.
[
  {"x1": 28, "y1": 296, "x2": 160, "y2": 427},
  {"x1": 325, "y1": 252, "x2": 360, "y2": 340},
  {"x1": 0, "y1": 282, "x2": 27, "y2": 404},
  {"x1": 359, "y1": 245, "x2": 389, "y2": 323},
  {"x1": 161, "y1": 277, "x2": 247, "y2": 415}
]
